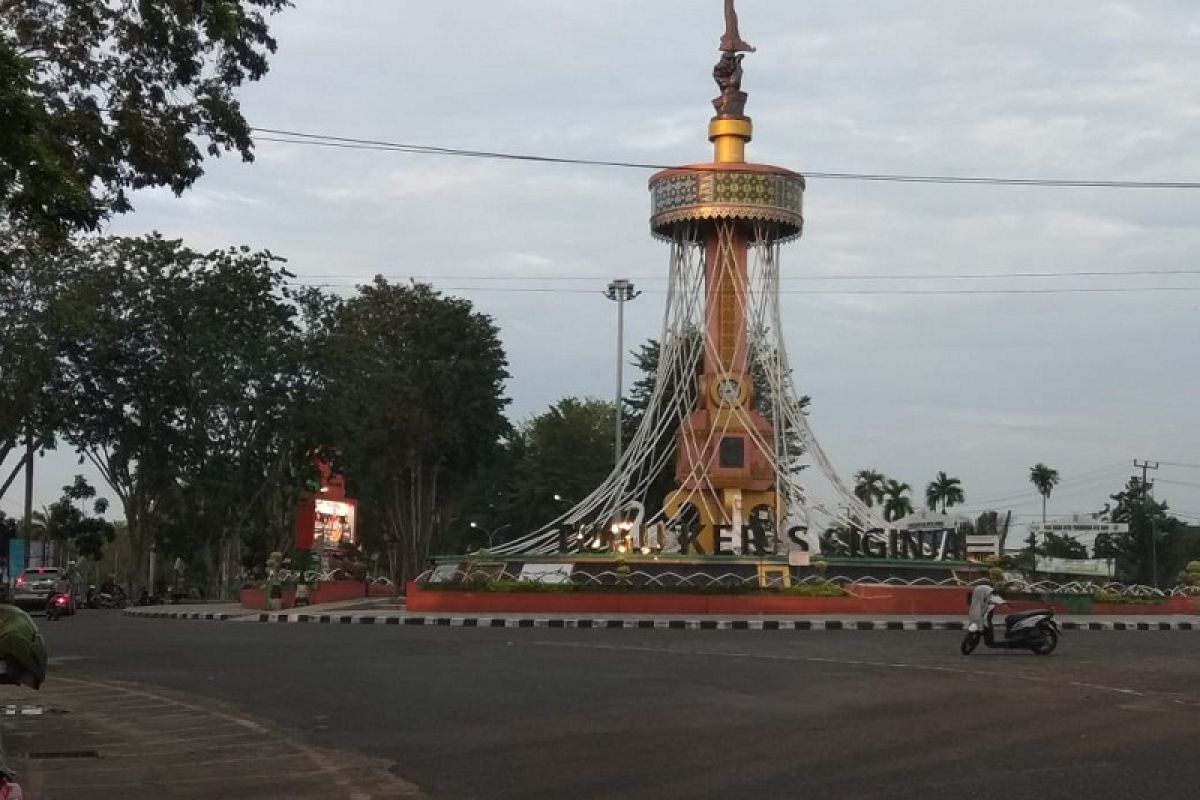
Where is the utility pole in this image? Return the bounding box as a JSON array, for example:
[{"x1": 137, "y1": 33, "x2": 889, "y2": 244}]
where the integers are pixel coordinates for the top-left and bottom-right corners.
[
  {"x1": 22, "y1": 429, "x2": 33, "y2": 570},
  {"x1": 605, "y1": 279, "x2": 640, "y2": 465},
  {"x1": 1133, "y1": 459, "x2": 1159, "y2": 587}
]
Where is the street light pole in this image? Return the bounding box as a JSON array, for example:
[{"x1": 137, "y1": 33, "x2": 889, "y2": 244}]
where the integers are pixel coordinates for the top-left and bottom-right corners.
[
  {"x1": 470, "y1": 521, "x2": 511, "y2": 549},
  {"x1": 1134, "y1": 459, "x2": 1159, "y2": 587},
  {"x1": 605, "y1": 279, "x2": 640, "y2": 466}
]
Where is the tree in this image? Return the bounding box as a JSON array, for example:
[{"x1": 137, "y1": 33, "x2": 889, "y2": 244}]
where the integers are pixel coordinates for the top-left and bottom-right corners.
[
  {"x1": 1100, "y1": 478, "x2": 1188, "y2": 586},
  {"x1": 974, "y1": 510, "x2": 1013, "y2": 551},
  {"x1": 1028, "y1": 463, "x2": 1060, "y2": 525},
  {"x1": 0, "y1": 0, "x2": 291, "y2": 237},
  {"x1": 1093, "y1": 531, "x2": 1121, "y2": 577},
  {"x1": 505, "y1": 398, "x2": 619, "y2": 537},
  {"x1": 853, "y1": 469, "x2": 885, "y2": 509},
  {"x1": 322, "y1": 279, "x2": 510, "y2": 584},
  {"x1": 55, "y1": 234, "x2": 306, "y2": 594},
  {"x1": 0, "y1": 231, "x2": 83, "y2": 491},
  {"x1": 1037, "y1": 531, "x2": 1087, "y2": 560},
  {"x1": 445, "y1": 432, "x2": 525, "y2": 553},
  {"x1": 882, "y1": 480, "x2": 914, "y2": 522},
  {"x1": 30, "y1": 475, "x2": 116, "y2": 564},
  {"x1": 621, "y1": 338, "x2": 692, "y2": 518},
  {"x1": 925, "y1": 471, "x2": 965, "y2": 513}
]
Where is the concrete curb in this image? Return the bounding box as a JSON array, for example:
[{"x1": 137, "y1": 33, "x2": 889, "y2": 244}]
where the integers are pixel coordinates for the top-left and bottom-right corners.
[
  {"x1": 124, "y1": 608, "x2": 1198, "y2": 631},
  {"x1": 124, "y1": 609, "x2": 241, "y2": 621}
]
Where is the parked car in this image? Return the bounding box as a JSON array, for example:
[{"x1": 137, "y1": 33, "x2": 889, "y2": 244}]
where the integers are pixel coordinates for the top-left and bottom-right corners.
[{"x1": 11, "y1": 568, "x2": 74, "y2": 615}]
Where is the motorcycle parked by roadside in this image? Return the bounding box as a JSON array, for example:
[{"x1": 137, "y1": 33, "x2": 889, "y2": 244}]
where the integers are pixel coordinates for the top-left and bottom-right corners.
[
  {"x1": 961, "y1": 583, "x2": 1059, "y2": 656},
  {"x1": 95, "y1": 586, "x2": 127, "y2": 610}
]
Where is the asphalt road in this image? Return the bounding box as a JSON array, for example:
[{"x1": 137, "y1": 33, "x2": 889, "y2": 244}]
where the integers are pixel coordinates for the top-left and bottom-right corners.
[{"x1": 30, "y1": 612, "x2": 1200, "y2": 800}]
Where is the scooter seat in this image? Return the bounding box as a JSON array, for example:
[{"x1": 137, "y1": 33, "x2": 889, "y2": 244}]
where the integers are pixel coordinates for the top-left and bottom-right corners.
[{"x1": 1005, "y1": 609, "x2": 1052, "y2": 626}]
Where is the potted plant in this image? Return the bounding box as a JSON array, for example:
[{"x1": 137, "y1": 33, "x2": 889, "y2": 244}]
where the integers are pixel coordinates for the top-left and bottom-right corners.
[{"x1": 265, "y1": 551, "x2": 285, "y2": 611}]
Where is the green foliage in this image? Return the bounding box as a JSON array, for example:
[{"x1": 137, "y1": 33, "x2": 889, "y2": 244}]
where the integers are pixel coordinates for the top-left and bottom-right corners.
[
  {"x1": 625, "y1": 335, "x2": 702, "y2": 518},
  {"x1": 1029, "y1": 463, "x2": 1060, "y2": 523},
  {"x1": 507, "y1": 397, "x2": 617, "y2": 535},
  {"x1": 30, "y1": 475, "x2": 116, "y2": 562},
  {"x1": 0, "y1": 511, "x2": 16, "y2": 544},
  {"x1": 973, "y1": 510, "x2": 1012, "y2": 551},
  {"x1": 0, "y1": 0, "x2": 291, "y2": 237},
  {"x1": 853, "y1": 469, "x2": 886, "y2": 509},
  {"x1": 983, "y1": 555, "x2": 1006, "y2": 584},
  {"x1": 1095, "y1": 478, "x2": 1190, "y2": 586},
  {"x1": 882, "y1": 480, "x2": 914, "y2": 522},
  {"x1": 777, "y1": 581, "x2": 847, "y2": 597},
  {"x1": 320, "y1": 279, "x2": 510, "y2": 583},
  {"x1": 1091, "y1": 590, "x2": 1166, "y2": 606},
  {"x1": 1037, "y1": 531, "x2": 1088, "y2": 560},
  {"x1": 53, "y1": 234, "x2": 312, "y2": 593},
  {"x1": 0, "y1": 231, "x2": 79, "y2": 467},
  {"x1": 925, "y1": 471, "x2": 965, "y2": 513},
  {"x1": 424, "y1": 577, "x2": 847, "y2": 597}
]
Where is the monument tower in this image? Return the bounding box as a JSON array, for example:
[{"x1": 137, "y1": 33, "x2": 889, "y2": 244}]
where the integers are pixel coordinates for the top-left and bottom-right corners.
[
  {"x1": 494, "y1": 1, "x2": 877, "y2": 561},
  {"x1": 653, "y1": 2, "x2": 806, "y2": 554}
]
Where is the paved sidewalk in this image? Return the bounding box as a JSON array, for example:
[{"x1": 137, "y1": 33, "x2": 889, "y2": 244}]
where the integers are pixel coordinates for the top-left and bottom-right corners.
[
  {"x1": 124, "y1": 596, "x2": 395, "y2": 620},
  {"x1": 125, "y1": 604, "x2": 1200, "y2": 631},
  {"x1": 0, "y1": 676, "x2": 425, "y2": 799}
]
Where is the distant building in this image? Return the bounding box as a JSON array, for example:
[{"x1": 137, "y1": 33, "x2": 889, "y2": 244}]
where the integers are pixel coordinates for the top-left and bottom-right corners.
[{"x1": 891, "y1": 509, "x2": 1002, "y2": 560}]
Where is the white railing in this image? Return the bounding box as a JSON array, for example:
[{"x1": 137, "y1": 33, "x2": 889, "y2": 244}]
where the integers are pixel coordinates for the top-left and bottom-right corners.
[{"x1": 415, "y1": 567, "x2": 1197, "y2": 597}]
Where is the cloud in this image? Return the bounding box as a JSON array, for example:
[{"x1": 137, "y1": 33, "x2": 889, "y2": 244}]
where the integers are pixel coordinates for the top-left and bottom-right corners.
[{"x1": 27, "y1": 0, "x2": 1200, "y2": 521}]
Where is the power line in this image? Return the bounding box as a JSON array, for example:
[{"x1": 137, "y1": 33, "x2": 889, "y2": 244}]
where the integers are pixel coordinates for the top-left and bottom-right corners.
[
  {"x1": 286, "y1": 280, "x2": 1200, "y2": 297},
  {"x1": 1158, "y1": 478, "x2": 1200, "y2": 491},
  {"x1": 251, "y1": 126, "x2": 1200, "y2": 190},
  {"x1": 959, "y1": 462, "x2": 1129, "y2": 510},
  {"x1": 288, "y1": 268, "x2": 1200, "y2": 282}
]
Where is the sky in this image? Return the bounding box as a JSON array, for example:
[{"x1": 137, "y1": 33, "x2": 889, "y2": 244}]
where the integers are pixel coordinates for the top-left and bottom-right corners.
[{"x1": 5, "y1": 0, "x2": 1200, "y2": 534}]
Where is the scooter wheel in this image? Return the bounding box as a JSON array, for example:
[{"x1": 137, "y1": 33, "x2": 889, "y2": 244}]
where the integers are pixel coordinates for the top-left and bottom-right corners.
[
  {"x1": 960, "y1": 632, "x2": 980, "y2": 655},
  {"x1": 1032, "y1": 625, "x2": 1058, "y2": 656}
]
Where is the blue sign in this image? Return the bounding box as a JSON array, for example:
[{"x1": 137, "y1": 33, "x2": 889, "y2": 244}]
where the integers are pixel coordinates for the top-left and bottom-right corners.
[{"x1": 7, "y1": 539, "x2": 25, "y2": 578}]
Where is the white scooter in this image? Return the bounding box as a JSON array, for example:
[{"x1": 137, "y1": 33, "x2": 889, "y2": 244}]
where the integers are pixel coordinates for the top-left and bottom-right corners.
[{"x1": 961, "y1": 584, "x2": 1059, "y2": 656}]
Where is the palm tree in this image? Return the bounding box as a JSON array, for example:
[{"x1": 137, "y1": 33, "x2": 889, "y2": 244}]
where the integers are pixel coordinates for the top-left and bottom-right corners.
[
  {"x1": 853, "y1": 469, "x2": 886, "y2": 508},
  {"x1": 925, "y1": 471, "x2": 965, "y2": 513},
  {"x1": 882, "y1": 480, "x2": 915, "y2": 522},
  {"x1": 1029, "y1": 463, "x2": 1061, "y2": 525}
]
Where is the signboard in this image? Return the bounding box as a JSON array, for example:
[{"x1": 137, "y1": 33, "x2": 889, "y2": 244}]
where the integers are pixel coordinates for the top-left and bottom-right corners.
[
  {"x1": 1030, "y1": 515, "x2": 1127, "y2": 537},
  {"x1": 518, "y1": 563, "x2": 575, "y2": 584},
  {"x1": 313, "y1": 498, "x2": 356, "y2": 550},
  {"x1": 1035, "y1": 556, "x2": 1114, "y2": 578},
  {"x1": 6, "y1": 540, "x2": 25, "y2": 577},
  {"x1": 428, "y1": 562, "x2": 463, "y2": 584},
  {"x1": 816, "y1": 527, "x2": 964, "y2": 561}
]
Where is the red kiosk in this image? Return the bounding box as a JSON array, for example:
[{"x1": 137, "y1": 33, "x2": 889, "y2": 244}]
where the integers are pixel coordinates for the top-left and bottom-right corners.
[
  {"x1": 241, "y1": 460, "x2": 398, "y2": 610},
  {"x1": 294, "y1": 460, "x2": 358, "y2": 573}
]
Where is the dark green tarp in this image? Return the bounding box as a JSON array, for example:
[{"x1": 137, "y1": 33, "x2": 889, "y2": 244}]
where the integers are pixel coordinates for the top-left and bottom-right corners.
[{"x1": 0, "y1": 605, "x2": 46, "y2": 689}]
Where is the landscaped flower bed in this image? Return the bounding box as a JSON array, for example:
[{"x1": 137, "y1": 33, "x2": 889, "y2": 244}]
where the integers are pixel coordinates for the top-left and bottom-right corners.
[{"x1": 405, "y1": 579, "x2": 1199, "y2": 616}]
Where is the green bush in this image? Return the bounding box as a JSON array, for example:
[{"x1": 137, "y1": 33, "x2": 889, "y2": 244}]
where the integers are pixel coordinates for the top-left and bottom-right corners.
[
  {"x1": 421, "y1": 578, "x2": 848, "y2": 597},
  {"x1": 1092, "y1": 590, "x2": 1166, "y2": 606},
  {"x1": 777, "y1": 581, "x2": 847, "y2": 598}
]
